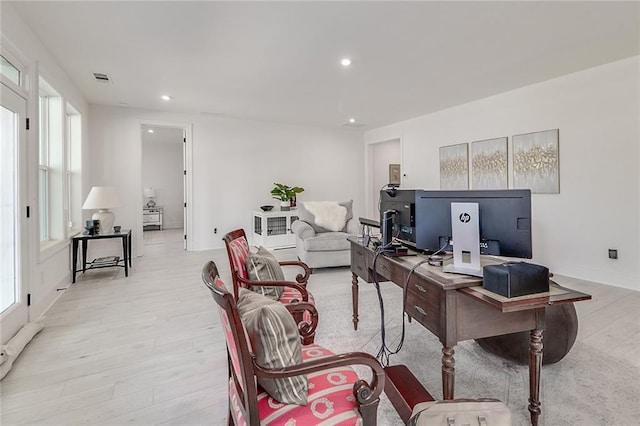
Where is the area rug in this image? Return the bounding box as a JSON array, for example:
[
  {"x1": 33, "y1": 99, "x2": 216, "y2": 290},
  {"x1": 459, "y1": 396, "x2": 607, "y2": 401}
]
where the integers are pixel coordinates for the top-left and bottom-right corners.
[{"x1": 305, "y1": 268, "x2": 640, "y2": 426}]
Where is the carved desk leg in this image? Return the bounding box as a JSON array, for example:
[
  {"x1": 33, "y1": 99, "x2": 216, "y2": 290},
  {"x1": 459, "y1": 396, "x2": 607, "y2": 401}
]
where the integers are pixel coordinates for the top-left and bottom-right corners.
[
  {"x1": 528, "y1": 329, "x2": 543, "y2": 425},
  {"x1": 351, "y1": 272, "x2": 359, "y2": 330},
  {"x1": 442, "y1": 346, "x2": 455, "y2": 400}
]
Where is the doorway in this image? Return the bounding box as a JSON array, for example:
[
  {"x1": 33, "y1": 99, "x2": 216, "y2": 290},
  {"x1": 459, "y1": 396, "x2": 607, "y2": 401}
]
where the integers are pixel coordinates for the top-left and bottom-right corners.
[
  {"x1": 367, "y1": 138, "x2": 401, "y2": 218},
  {"x1": 139, "y1": 122, "x2": 191, "y2": 253}
]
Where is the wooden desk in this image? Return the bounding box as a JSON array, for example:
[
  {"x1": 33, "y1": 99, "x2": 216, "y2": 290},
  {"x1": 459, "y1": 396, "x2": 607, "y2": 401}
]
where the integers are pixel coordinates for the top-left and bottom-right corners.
[
  {"x1": 348, "y1": 237, "x2": 591, "y2": 425},
  {"x1": 72, "y1": 230, "x2": 132, "y2": 283}
]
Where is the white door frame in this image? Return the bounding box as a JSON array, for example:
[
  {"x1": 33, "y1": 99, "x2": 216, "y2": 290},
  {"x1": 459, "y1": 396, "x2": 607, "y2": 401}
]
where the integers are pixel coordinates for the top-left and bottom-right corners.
[
  {"x1": 364, "y1": 137, "x2": 403, "y2": 219},
  {"x1": 0, "y1": 82, "x2": 30, "y2": 344},
  {"x1": 137, "y1": 120, "x2": 193, "y2": 255}
]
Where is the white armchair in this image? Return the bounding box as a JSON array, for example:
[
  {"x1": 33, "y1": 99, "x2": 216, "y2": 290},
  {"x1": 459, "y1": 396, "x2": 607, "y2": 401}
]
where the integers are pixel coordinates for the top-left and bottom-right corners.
[{"x1": 291, "y1": 200, "x2": 359, "y2": 268}]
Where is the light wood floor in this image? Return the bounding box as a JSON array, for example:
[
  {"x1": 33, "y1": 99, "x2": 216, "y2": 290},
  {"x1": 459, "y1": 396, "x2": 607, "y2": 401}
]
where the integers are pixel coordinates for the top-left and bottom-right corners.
[{"x1": 1, "y1": 229, "x2": 639, "y2": 425}]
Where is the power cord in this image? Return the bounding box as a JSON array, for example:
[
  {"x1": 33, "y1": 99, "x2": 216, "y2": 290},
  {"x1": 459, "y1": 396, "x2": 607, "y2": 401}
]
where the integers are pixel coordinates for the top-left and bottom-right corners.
[
  {"x1": 372, "y1": 246, "x2": 430, "y2": 366},
  {"x1": 426, "y1": 240, "x2": 453, "y2": 266}
]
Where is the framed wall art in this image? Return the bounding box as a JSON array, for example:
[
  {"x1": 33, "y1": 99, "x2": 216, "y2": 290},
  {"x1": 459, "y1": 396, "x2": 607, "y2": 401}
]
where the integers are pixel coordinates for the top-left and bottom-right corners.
[
  {"x1": 389, "y1": 164, "x2": 401, "y2": 185},
  {"x1": 439, "y1": 143, "x2": 469, "y2": 189},
  {"x1": 512, "y1": 129, "x2": 560, "y2": 194},
  {"x1": 470, "y1": 137, "x2": 508, "y2": 189}
]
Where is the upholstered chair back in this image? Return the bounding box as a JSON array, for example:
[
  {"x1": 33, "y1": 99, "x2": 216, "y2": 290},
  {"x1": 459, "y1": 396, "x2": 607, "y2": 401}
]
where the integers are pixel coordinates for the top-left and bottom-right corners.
[
  {"x1": 201, "y1": 261, "x2": 258, "y2": 422},
  {"x1": 223, "y1": 229, "x2": 251, "y2": 299}
]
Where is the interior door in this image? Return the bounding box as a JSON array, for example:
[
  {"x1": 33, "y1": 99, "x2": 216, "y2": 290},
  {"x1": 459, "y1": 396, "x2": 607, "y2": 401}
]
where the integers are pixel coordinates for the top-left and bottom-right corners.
[
  {"x1": 182, "y1": 128, "x2": 187, "y2": 250},
  {"x1": 0, "y1": 82, "x2": 29, "y2": 344}
]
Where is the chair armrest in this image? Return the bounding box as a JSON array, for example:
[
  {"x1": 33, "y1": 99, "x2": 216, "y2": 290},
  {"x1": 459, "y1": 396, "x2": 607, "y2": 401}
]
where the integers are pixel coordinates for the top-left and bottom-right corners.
[
  {"x1": 278, "y1": 260, "x2": 312, "y2": 284},
  {"x1": 384, "y1": 365, "x2": 435, "y2": 424},
  {"x1": 285, "y1": 301, "x2": 318, "y2": 344},
  {"x1": 291, "y1": 220, "x2": 316, "y2": 239},
  {"x1": 253, "y1": 351, "x2": 385, "y2": 406},
  {"x1": 237, "y1": 275, "x2": 310, "y2": 302}
]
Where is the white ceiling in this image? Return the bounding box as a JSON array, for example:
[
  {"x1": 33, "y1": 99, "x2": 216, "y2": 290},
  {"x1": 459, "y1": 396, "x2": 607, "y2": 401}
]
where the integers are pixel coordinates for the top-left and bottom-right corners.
[{"x1": 9, "y1": 1, "x2": 640, "y2": 130}]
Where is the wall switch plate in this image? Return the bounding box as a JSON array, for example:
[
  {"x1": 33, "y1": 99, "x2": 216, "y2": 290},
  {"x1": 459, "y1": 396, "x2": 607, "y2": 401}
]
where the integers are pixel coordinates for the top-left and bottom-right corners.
[{"x1": 608, "y1": 249, "x2": 618, "y2": 259}]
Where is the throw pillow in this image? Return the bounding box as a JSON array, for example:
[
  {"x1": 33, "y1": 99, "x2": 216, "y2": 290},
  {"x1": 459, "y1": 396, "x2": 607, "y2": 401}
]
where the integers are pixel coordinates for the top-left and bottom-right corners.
[
  {"x1": 237, "y1": 288, "x2": 308, "y2": 406},
  {"x1": 246, "y1": 246, "x2": 285, "y2": 301},
  {"x1": 298, "y1": 200, "x2": 353, "y2": 233}
]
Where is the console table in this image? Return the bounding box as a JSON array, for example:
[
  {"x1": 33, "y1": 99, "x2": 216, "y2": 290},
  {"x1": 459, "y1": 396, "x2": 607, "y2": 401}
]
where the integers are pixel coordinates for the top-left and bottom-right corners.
[
  {"x1": 348, "y1": 237, "x2": 591, "y2": 425},
  {"x1": 72, "y1": 230, "x2": 132, "y2": 283},
  {"x1": 143, "y1": 207, "x2": 163, "y2": 230}
]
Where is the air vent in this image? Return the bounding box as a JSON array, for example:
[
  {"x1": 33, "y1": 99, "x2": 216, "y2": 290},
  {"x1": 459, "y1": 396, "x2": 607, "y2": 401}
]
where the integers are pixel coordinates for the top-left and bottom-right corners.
[
  {"x1": 93, "y1": 72, "x2": 112, "y2": 83},
  {"x1": 340, "y1": 121, "x2": 365, "y2": 128}
]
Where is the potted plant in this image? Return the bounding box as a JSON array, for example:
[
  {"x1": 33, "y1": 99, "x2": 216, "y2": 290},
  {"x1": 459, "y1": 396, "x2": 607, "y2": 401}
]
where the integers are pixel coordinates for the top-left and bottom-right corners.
[{"x1": 271, "y1": 183, "x2": 304, "y2": 210}]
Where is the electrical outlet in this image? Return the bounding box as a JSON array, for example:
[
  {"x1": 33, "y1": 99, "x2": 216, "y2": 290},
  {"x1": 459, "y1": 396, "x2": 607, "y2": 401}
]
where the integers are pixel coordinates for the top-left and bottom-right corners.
[
  {"x1": 214, "y1": 228, "x2": 217, "y2": 234},
  {"x1": 608, "y1": 249, "x2": 618, "y2": 259}
]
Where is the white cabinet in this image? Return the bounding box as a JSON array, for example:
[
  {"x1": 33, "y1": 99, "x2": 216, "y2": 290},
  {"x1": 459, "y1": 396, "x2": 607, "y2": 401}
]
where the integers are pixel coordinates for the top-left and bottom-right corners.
[
  {"x1": 143, "y1": 207, "x2": 163, "y2": 230},
  {"x1": 252, "y1": 209, "x2": 299, "y2": 249}
]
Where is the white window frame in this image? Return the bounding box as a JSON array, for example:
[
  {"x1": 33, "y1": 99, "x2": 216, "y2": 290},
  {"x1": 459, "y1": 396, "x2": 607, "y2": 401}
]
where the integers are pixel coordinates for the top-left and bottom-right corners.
[
  {"x1": 65, "y1": 103, "x2": 82, "y2": 237},
  {"x1": 0, "y1": 36, "x2": 29, "y2": 96},
  {"x1": 38, "y1": 92, "x2": 50, "y2": 242},
  {"x1": 38, "y1": 78, "x2": 65, "y2": 253}
]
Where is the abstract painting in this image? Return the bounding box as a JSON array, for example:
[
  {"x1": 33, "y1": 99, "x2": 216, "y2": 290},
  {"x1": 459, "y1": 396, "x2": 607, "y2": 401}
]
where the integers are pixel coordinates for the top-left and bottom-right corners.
[
  {"x1": 512, "y1": 129, "x2": 559, "y2": 194},
  {"x1": 439, "y1": 143, "x2": 468, "y2": 189},
  {"x1": 470, "y1": 137, "x2": 508, "y2": 189}
]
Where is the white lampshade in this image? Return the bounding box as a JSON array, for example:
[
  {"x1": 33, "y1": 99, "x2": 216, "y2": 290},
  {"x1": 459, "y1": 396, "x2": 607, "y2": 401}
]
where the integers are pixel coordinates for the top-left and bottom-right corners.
[
  {"x1": 82, "y1": 186, "x2": 121, "y2": 209},
  {"x1": 82, "y1": 187, "x2": 120, "y2": 234},
  {"x1": 143, "y1": 187, "x2": 156, "y2": 198}
]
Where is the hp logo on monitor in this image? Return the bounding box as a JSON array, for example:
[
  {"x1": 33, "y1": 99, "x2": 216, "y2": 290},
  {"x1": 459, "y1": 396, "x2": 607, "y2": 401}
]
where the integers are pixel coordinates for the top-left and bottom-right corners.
[{"x1": 459, "y1": 212, "x2": 471, "y2": 223}]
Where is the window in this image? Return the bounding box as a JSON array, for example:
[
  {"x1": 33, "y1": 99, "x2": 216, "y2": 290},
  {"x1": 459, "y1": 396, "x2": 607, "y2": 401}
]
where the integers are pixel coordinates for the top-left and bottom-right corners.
[
  {"x1": 39, "y1": 90, "x2": 51, "y2": 241},
  {"x1": 39, "y1": 78, "x2": 76, "y2": 245},
  {"x1": 1, "y1": 54, "x2": 21, "y2": 87},
  {"x1": 66, "y1": 104, "x2": 82, "y2": 234}
]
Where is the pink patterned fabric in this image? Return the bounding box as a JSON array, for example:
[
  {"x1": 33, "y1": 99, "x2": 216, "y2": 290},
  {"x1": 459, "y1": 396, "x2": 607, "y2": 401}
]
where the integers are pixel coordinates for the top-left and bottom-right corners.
[
  {"x1": 229, "y1": 378, "x2": 248, "y2": 426},
  {"x1": 230, "y1": 344, "x2": 363, "y2": 425},
  {"x1": 229, "y1": 237, "x2": 250, "y2": 282},
  {"x1": 215, "y1": 277, "x2": 247, "y2": 394}
]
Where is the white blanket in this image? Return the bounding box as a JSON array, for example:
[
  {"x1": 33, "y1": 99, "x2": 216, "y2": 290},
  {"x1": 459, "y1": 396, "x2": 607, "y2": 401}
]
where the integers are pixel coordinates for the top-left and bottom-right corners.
[{"x1": 304, "y1": 201, "x2": 347, "y2": 232}]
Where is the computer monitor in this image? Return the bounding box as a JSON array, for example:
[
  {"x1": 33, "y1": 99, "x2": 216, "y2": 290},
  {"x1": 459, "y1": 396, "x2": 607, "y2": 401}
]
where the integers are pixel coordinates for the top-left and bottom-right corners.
[
  {"x1": 379, "y1": 188, "x2": 417, "y2": 246},
  {"x1": 414, "y1": 189, "x2": 532, "y2": 258}
]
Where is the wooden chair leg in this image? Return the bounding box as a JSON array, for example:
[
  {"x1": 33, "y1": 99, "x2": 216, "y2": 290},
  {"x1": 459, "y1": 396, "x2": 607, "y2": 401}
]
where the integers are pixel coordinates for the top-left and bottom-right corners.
[{"x1": 359, "y1": 399, "x2": 380, "y2": 426}]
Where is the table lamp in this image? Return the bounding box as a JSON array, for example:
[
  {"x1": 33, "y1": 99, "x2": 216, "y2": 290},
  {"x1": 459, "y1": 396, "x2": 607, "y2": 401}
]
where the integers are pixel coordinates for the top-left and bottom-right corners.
[
  {"x1": 143, "y1": 187, "x2": 157, "y2": 208},
  {"x1": 82, "y1": 186, "x2": 121, "y2": 234}
]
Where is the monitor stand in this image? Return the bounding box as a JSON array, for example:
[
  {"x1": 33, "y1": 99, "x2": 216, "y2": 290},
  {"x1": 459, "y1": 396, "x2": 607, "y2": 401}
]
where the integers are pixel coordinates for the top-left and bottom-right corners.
[{"x1": 442, "y1": 202, "x2": 483, "y2": 277}]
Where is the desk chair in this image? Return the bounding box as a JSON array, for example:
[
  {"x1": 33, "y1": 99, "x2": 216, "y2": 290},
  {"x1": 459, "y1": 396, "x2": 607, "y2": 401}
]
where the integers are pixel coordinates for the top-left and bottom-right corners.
[{"x1": 202, "y1": 261, "x2": 385, "y2": 426}]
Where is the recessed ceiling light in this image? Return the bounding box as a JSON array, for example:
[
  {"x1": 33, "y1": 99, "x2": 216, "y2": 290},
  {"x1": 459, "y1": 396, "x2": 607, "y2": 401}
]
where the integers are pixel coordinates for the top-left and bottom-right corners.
[
  {"x1": 349, "y1": 118, "x2": 356, "y2": 123},
  {"x1": 340, "y1": 58, "x2": 352, "y2": 67},
  {"x1": 161, "y1": 95, "x2": 172, "y2": 101},
  {"x1": 148, "y1": 129, "x2": 154, "y2": 133}
]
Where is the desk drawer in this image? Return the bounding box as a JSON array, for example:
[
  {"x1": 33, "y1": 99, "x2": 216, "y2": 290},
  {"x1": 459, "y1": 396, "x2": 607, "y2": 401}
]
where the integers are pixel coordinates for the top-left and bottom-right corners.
[
  {"x1": 405, "y1": 290, "x2": 440, "y2": 335},
  {"x1": 143, "y1": 213, "x2": 160, "y2": 223},
  {"x1": 406, "y1": 278, "x2": 441, "y2": 307},
  {"x1": 351, "y1": 244, "x2": 372, "y2": 282},
  {"x1": 375, "y1": 255, "x2": 404, "y2": 283}
]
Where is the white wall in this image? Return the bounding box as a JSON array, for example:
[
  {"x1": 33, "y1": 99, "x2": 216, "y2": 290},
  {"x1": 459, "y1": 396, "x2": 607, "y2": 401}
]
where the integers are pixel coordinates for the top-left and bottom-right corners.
[
  {"x1": 1, "y1": 3, "x2": 90, "y2": 323},
  {"x1": 89, "y1": 105, "x2": 365, "y2": 255},
  {"x1": 365, "y1": 56, "x2": 640, "y2": 291},
  {"x1": 142, "y1": 129, "x2": 184, "y2": 229}
]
